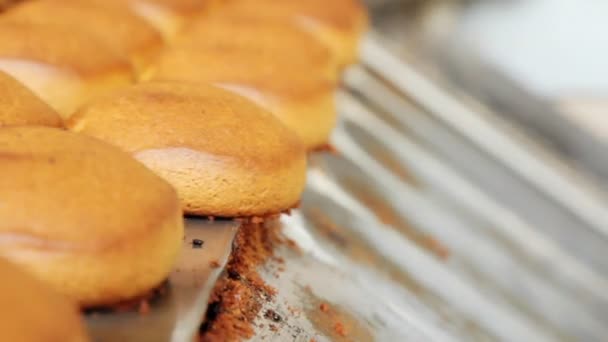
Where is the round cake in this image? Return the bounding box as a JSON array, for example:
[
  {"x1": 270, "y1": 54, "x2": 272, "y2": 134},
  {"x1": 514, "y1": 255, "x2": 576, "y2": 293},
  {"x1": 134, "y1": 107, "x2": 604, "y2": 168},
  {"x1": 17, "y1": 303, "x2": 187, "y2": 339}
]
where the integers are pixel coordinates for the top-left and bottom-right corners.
[
  {"x1": 74, "y1": 0, "x2": 221, "y2": 40},
  {"x1": 2, "y1": 0, "x2": 163, "y2": 77},
  {"x1": 172, "y1": 13, "x2": 338, "y2": 80},
  {"x1": 68, "y1": 81, "x2": 307, "y2": 217},
  {"x1": 0, "y1": 126, "x2": 183, "y2": 307},
  {"x1": 0, "y1": 257, "x2": 88, "y2": 342},
  {"x1": 0, "y1": 70, "x2": 62, "y2": 128},
  {"x1": 222, "y1": 0, "x2": 368, "y2": 67},
  {"x1": 0, "y1": 22, "x2": 134, "y2": 118}
]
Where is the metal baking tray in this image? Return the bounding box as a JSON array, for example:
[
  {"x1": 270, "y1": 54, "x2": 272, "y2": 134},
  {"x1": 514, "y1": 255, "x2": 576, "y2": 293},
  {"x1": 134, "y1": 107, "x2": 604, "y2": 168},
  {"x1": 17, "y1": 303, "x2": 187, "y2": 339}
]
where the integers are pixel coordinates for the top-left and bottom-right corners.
[
  {"x1": 248, "y1": 88, "x2": 608, "y2": 341},
  {"x1": 85, "y1": 2, "x2": 608, "y2": 341},
  {"x1": 85, "y1": 219, "x2": 238, "y2": 342}
]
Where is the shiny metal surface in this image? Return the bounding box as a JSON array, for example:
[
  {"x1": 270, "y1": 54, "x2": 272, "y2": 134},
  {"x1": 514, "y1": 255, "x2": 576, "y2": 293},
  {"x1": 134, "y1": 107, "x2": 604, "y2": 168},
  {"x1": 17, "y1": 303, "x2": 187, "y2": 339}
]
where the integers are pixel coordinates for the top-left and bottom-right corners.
[
  {"x1": 86, "y1": 219, "x2": 238, "y2": 342},
  {"x1": 344, "y1": 45, "x2": 608, "y2": 278},
  {"x1": 358, "y1": 35, "x2": 608, "y2": 239},
  {"x1": 245, "y1": 89, "x2": 607, "y2": 341}
]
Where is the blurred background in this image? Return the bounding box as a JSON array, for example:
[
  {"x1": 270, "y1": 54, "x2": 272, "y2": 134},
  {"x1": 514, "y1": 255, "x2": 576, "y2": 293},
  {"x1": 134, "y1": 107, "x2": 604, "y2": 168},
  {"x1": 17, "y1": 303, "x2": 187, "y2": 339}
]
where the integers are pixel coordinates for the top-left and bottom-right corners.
[{"x1": 369, "y1": 0, "x2": 608, "y2": 182}]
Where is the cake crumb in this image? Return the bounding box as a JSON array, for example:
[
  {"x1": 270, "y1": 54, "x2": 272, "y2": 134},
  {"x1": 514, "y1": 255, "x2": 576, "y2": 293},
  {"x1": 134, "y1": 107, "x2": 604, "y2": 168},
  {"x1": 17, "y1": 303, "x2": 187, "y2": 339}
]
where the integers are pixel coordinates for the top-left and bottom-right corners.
[
  {"x1": 199, "y1": 221, "x2": 281, "y2": 341},
  {"x1": 334, "y1": 322, "x2": 347, "y2": 337},
  {"x1": 264, "y1": 309, "x2": 282, "y2": 323},
  {"x1": 192, "y1": 238, "x2": 204, "y2": 249},
  {"x1": 319, "y1": 303, "x2": 329, "y2": 313},
  {"x1": 210, "y1": 260, "x2": 220, "y2": 268},
  {"x1": 138, "y1": 300, "x2": 150, "y2": 315},
  {"x1": 313, "y1": 143, "x2": 339, "y2": 155},
  {"x1": 251, "y1": 216, "x2": 264, "y2": 224},
  {"x1": 287, "y1": 306, "x2": 300, "y2": 316},
  {"x1": 425, "y1": 236, "x2": 450, "y2": 261}
]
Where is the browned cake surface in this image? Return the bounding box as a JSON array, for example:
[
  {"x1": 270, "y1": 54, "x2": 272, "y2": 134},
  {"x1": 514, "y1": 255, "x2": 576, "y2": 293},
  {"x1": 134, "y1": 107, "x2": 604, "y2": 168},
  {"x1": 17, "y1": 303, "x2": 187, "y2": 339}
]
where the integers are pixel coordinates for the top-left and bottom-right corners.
[
  {"x1": 0, "y1": 257, "x2": 89, "y2": 342},
  {"x1": 0, "y1": 22, "x2": 131, "y2": 76},
  {"x1": 0, "y1": 0, "x2": 22, "y2": 12},
  {"x1": 68, "y1": 82, "x2": 307, "y2": 216},
  {"x1": 143, "y1": 0, "x2": 220, "y2": 14},
  {"x1": 0, "y1": 127, "x2": 183, "y2": 306},
  {"x1": 3, "y1": 0, "x2": 162, "y2": 58},
  {"x1": 61, "y1": 0, "x2": 216, "y2": 15},
  {"x1": 229, "y1": 0, "x2": 367, "y2": 30},
  {"x1": 69, "y1": 82, "x2": 304, "y2": 167},
  {"x1": 178, "y1": 12, "x2": 337, "y2": 78},
  {"x1": 222, "y1": 0, "x2": 368, "y2": 65},
  {"x1": 0, "y1": 70, "x2": 62, "y2": 127},
  {"x1": 153, "y1": 47, "x2": 334, "y2": 100},
  {"x1": 69, "y1": 0, "x2": 222, "y2": 39},
  {"x1": 0, "y1": 22, "x2": 134, "y2": 116}
]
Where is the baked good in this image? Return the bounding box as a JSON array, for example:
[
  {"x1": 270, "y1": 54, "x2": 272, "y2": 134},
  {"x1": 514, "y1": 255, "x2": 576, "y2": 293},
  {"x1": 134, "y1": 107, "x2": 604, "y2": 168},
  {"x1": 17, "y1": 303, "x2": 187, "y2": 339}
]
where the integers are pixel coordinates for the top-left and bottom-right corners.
[
  {"x1": 171, "y1": 13, "x2": 338, "y2": 80},
  {"x1": 149, "y1": 13, "x2": 338, "y2": 148},
  {"x1": 222, "y1": 0, "x2": 368, "y2": 66},
  {"x1": 0, "y1": 257, "x2": 88, "y2": 342},
  {"x1": 74, "y1": 0, "x2": 221, "y2": 40},
  {"x1": 0, "y1": 70, "x2": 62, "y2": 127},
  {"x1": 0, "y1": 0, "x2": 21, "y2": 12},
  {"x1": 0, "y1": 126, "x2": 183, "y2": 307},
  {"x1": 126, "y1": 0, "x2": 222, "y2": 39},
  {"x1": 68, "y1": 81, "x2": 307, "y2": 216},
  {"x1": 0, "y1": 22, "x2": 134, "y2": 118},
  {"x1": 2, "y1": 0, "x2": 163, "y2": 77},
  {"x1": 151, "y1": 46, "x2": 337, "y2": 149}
]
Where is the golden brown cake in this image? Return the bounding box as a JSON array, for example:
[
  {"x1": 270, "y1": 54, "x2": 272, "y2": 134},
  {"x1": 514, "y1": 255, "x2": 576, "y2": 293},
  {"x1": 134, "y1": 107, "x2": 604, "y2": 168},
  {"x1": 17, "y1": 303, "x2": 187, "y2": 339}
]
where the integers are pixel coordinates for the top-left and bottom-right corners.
[
  {"x1": 0, "y1": 127, "x2": 183, "y2": 307},
  {"x1": 172, "y1": 13, "x2": 338, "y2": 80},
  {"x1": 68, "y1": 82, "x2": 307, "y2": 216},
  {"x1": 0, "y1": 70, "x2": 62, "y2": 127},
  {"x1": 223, "y1": 0, "x2": 369, "y2": 67},
  {"x1": 73, "y1": 0, "x2": 221, "y2": 39},
  {"x1": 0, "y1": 22, "x2": 134, "y2": 118},
  {"x1": 0, "y1": 0, "x2": 20, "y2": 12},
  {"x1": 2, "y1": 0, "x2": 163, "y2": 77},
  {"x1": 152, "y1": 46, "x2": 337, "y2": 150},
  {"x1": 0, "y1": 257, "x2": 89, "y2": 342},
  {"x1": 130, "y1": 0, "x2": 223, "y2": 38}
]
